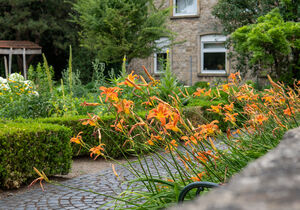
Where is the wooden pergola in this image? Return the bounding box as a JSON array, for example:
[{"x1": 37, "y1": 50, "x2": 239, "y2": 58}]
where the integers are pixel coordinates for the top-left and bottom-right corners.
[{"x1": 0, "y1": 41, "x2": 42, "y2": 79}]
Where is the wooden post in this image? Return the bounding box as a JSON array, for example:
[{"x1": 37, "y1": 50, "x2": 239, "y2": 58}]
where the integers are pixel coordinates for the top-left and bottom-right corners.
[
  {"x1": 4, "y1": 56, "x2": 8, "y2": 78},
  {"x1": 8, "y1": 47, "x2": 12, "y2": 75},
  {"x1": 23, "y1": 48, "x2": 27, "y2": 79}
]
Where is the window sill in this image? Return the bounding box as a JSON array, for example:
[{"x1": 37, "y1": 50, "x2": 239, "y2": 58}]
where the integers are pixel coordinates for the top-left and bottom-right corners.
[
  {"x1": 154, "y1": 72, "x2": 164, "y2": 77},
  {"x1": 197, "y1": 72, "x2": 228, "y2": 77},
  {"x1": 170, "y1": 14, "x2": 200, "y2": 19}
]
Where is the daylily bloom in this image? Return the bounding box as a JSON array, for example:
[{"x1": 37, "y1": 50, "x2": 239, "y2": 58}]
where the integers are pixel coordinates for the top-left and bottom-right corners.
[
  {"x1": 224, "y1": 112, "x2": 238, "y2": 124},
  {"x1": 113, "y1": 99, "x2": 134, "y2": 114},
  {"x1": 190, "y1": 172, "x2": 205, "y2": 182},
  {"x1": 82, "y1": 115, "x2": 100, "y2": 127},
  {"x1": 99, "y1": 86, "x2": 121, "y2": 102},
  {"x1": 147, "y1": 103, "x2": 172, "y2": 126},
  {"x1": 254, "y1": 114, "x2": 268, "y2": 125},
  {"x1": 283, "y1": 107, "x2": 295, "y2": 116},
  {"x1": 118, "y1": 71, "x2": 139, "y2": 87},
  {"x1": 207, "y1": 104, "x2": 222, "y2": 114},
  {"x1": 223, "y1": 102, "x2": 234, "y2": 112},
  {"x1": 70, "y1": 132, "x2": 84, "y2": 145},
  {"x1": 90, "y1": 144, "x2": 105, "y2": 160},
  {"x1": 111, "y1": 119, "x2": 125, "y2": 132},
  {"x1": 193, "y1": 88, "x2": 205, "y2": 97},
  {"x1": 165, "y1": 113, "x2": 180, "y2": 132}
]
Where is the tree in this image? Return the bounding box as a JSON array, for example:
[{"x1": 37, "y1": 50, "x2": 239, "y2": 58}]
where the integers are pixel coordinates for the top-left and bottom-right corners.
[
  {"x1": 231, "y1": 9, "x2": 300, "y2": 81},
  {"x1": 212, "y1": 0, "x2": 300, "y2": 35},
  {"x1": 0, "y1": 0, "x2": 78, "y2": 74},
  {"x1": 72, "y1": 0, "x2": 173, "y2": 65},
  {"x1": 212, "y1": 0, "x2": 300, "y2": 81}
]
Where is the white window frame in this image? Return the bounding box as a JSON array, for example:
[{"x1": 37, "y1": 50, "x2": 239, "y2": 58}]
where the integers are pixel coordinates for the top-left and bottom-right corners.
[
  {"x1": 154, "y1": 38, "x2": 170, "y2": 74},
  {"x1": 173, "y1": 0, "x2": 198, "y2": 17},
  {"x1": 201, "y1": 35, "x2": 227, "y2": 74}
]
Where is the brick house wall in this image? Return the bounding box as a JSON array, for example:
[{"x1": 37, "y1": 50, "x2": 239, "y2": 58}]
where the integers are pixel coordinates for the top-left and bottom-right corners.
[{"x1": 128, "y1": 0, "x2": 232, "y2": 85}]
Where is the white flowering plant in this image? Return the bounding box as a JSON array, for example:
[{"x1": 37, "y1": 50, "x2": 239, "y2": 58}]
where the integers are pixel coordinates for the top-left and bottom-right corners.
[{"x1": 0, "y1": 73, "x2": 39, "y2": 97}]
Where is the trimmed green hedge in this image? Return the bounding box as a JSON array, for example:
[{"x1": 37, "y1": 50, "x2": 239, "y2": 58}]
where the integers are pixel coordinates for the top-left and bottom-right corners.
[
  {"x1": 0, "y1": 122, "x2": 72, "y2": 189},
  {"x1": 35, "y1": 114, "x2": 147, "y2": 158}
]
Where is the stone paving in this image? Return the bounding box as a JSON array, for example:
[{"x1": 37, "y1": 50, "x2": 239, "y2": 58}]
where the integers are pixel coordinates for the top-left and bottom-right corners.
[
  {"x1": 0, "y1": 154, "x2": 179, "y2": 210},
  {"x1": 0, "y1": 142, "x2": 227, "y2": 210}
]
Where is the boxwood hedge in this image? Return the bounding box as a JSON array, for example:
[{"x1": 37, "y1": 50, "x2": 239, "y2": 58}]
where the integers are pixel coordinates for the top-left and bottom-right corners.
[{"x1": 0, "y1": 122, "x2": 72, "y2": 189}]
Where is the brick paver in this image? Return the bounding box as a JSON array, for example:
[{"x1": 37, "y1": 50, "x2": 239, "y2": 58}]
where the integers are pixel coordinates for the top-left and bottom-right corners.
[{"x1": 0, "y1": 155, "x2": 177, "y2": 210}]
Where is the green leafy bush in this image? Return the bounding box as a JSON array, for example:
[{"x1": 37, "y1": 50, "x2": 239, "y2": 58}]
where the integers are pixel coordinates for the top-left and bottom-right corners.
[{"x1": 0, "y1": 122, "x2": 72, "y2": 189}]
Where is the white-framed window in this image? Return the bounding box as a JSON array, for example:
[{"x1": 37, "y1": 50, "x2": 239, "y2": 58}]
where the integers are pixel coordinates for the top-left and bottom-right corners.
[
  {"x1": 154, "y1": 38, "x2": 170, "y2": 74},
  {"x1": 201, "y1": 35, "x2": 227, "y2": 74},
  {"x1": 173, "y1": 0, "x2": 198, "y2": 16}
]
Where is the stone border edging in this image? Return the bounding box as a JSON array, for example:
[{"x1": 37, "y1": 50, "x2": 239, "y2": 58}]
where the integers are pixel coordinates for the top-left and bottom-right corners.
[{"x1": 171, "y1": 127, "x2": 300, "y2": 210}]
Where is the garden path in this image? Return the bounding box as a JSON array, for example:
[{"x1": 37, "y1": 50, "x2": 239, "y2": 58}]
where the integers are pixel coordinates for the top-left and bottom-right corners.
[
  {"x1": 0, "y1": 143, "x2": 227, "y2": 210},
  {"x1": 0, "y1": 154, "x2": 179, "y2": 209}
]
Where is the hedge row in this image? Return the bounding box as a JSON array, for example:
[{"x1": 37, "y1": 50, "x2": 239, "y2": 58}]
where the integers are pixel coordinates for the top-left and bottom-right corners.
[
  {"x1": 36, "y1": 115, "x2": 128, "y2": 158},
  {"x1": 0, "y1": 122, "x2": 72, "y2": 189},
  {"x1": 17, "y1": 112, "x2": 148, "y2": 159}
]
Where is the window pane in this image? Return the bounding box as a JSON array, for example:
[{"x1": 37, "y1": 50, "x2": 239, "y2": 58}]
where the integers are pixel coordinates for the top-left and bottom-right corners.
[
  {"x1": 176, "y1": 0, "x2": 197, "y2": 14},
  {"x1": 204, "y1": 43, "x2": 225, "y2": 49},
  {"x1": 157, "y1": 53, "x2": 167, "y2": 72},
  {"x1": 203, "y1": 52, "x2": 225, "y2": 71}
]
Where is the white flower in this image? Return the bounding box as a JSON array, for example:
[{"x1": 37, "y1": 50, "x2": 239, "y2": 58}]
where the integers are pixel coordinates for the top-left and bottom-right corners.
[
  {"x1": 31, "y1": 91, "x2": 39, "y2": 96},
  {"x1": 0, "y1": 77, "x2": 7, "y2": 84},
  {"x1": 0, "y1": 83, "x2": 11, "y2": 91},
  {"x1": 23, "y1": 80, "x2": 34, "y2": 89},
  {"x1": 9, "y1": 73, "x2": 24, "y2": 82}
]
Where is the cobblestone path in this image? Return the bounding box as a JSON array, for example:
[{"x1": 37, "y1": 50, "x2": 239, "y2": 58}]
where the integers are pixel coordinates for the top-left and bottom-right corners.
[
  {"x1": 0, "y1": 155, "x2": 179, "y2": 210},
  {"x1": 0, "y1": 141, "x2": 227, "y2": 210}
]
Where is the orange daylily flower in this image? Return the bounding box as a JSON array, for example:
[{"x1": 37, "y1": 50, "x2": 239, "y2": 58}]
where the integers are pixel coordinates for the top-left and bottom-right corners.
[
  {"x1": 113, "y1": 99, "x2": 134, "y2": 114},
  {"x1": 181, "y1": 135, "x2": 198, "y2": 146},
  {"x1": 204, "y1": 88, "x2": 212, "y2": 97},
  {"x1": 283, "y1": 107, "x2": 295, "y2": 116},
  {"x1": 193, "y1": 88, "x2": 205, "y2": 97},
  {"x1": 147, "y1": 103, "x2": 172, "y2": 126},
  {"x1": 228, "y1": 72, "x2": 240, "y2": 83},
  {"x1": 90, "y1": 144, "x2": 105, "y2": 160},
  {"x1": 142, "y1": 100, "x2": 154, "y2": 107},
  {"x1": 254, "y1": 114, "x2": 268, "y2": 125},
  {"x1": 224, "y1": 112, "x2": 238, "y2": 124},
  {"x1": 165, "y1": 113, "x2": 180, "y2": 132},
  {"x1": 146, "y1": 139, "x2": 155, "y2": 146},
  {"x1": 99, "y1": 86, "x2": 122, "y2": 102},
  {"x1": 236, "y1": 94, "x2": 250, "y2": 101},
  {"x1": 223, "y1": 102, "x2": 234, "y2": 112},
  {"x1": 207, "y1": 104, "x2": 222, "y2": 114},
  {"x1": 262, "y1": 95, "x2": 275, "y2": 104},
  {"x1": 111, "y1": 119, "x2": 125, "y2": 132},
  {"x1": 118, "y1": 71, "x2": 139, "y2": 87},
  {"x1": 190, "y1": 172, "x2": 205, "y2": 182},
  {"x1": 221, "y1": 83, "x2": 233, "y2": 92},
  {"x1": 70, "y1": 132, "x2": 84, "y2": 145},
  {"x1": 82, "y1": 115, "x2": 100, "y2": 127}
]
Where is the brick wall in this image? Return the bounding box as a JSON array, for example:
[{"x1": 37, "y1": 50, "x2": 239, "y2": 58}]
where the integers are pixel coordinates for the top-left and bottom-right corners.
[{"x1": 128, "y1": 0, "x2": 230, "y2": 85}]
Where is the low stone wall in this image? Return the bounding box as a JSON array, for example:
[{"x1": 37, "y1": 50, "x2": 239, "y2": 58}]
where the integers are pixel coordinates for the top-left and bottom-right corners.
[{"x1": 171, "y1": 127, "x2": 300, "y2": 210}]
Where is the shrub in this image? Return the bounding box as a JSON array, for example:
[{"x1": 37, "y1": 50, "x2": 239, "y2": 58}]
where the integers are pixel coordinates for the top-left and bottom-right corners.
[{"x1": 0, "y1": 122, "x2": 72, "y2": 189}]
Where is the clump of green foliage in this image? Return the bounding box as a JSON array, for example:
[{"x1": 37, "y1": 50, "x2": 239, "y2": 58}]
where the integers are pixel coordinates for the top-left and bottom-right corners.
[
  {"x1": 0, "y1": 122, "x2": 72, "y2": 189},
  {"x1": 232, "y1": 8, "x2": 300, "y2": 82}
]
